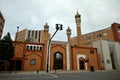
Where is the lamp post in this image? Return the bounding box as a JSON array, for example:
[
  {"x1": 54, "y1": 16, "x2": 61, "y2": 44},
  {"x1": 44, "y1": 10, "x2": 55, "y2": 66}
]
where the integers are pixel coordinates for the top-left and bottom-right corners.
[
  {"x1": 14, "y1": 26, "x2": 19, "y2": 72},
  {"x1": 15, "y1": 26, "x2": 19, "y2": 44},
  {"x1": 46, "y1": 24, "x2": 63, "y2": 73}
]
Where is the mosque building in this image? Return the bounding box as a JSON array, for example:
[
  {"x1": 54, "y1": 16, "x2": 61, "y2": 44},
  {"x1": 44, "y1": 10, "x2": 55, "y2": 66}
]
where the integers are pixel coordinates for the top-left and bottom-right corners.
[
  {"x1": 11, "y1": 10, "x2": 120, "y2": 71},
  {"x1": 14, "y1": 12, "x2": 101, "y2": 71}
]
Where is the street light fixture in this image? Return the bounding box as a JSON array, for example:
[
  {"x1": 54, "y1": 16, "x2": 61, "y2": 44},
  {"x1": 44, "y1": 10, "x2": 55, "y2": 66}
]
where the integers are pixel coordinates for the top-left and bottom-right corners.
[
  {"x1": 15, "y1": 26, "x2": 19, "y2": 44},
  {"x1": 14, "y1": 26, "x2": 19, "y2": 72},
  {"x1": 46, "y1": 24, "x2": 63, "y2": 73}
]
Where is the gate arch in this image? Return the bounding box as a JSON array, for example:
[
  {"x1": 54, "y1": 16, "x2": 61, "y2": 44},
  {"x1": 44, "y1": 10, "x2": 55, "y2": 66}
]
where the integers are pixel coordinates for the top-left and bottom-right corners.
[
  {"x1": 54, "y1": 52, "x2": 63, "y2": 70},
  {"x1": 79, "y1": 58, "x2": 85, "y2": 70}
]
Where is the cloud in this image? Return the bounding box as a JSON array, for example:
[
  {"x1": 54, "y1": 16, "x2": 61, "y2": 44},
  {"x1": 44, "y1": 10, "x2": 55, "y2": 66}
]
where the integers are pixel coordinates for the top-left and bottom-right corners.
[{"x1": 0, "y1": 0, "x2": 120, "y2": 41}]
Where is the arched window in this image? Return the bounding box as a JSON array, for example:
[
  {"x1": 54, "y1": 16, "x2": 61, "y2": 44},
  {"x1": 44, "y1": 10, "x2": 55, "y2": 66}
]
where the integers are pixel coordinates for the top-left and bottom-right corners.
[
  {"x1": 26, "y1": 46, "x2": 29, "y2": 50},
  {"x1": 34, "y1": 46, "x2": 36, "y2": 50},
  {"x1": 40, "y1": 46, "x2": 42, "y2": 50},
  {"x1": 30, "y1": 46, "x2": 32, "y2": 50},
  {"x1": 30, "y1": 59, "x2": 36, "y2": 65},
  {"x1": 37, "y1": 46, "x2": 39, "y2": 50}
]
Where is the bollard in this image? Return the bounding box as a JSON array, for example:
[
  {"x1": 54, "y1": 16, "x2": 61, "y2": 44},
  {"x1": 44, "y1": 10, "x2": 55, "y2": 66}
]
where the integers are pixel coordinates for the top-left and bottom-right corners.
[{"x1": 37, "y1": 69, "x2": 39, "y2": 73}]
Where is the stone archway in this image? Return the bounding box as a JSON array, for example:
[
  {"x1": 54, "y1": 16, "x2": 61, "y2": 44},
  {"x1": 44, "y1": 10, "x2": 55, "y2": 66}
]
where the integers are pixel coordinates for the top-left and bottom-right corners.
[
  {"x1": 54, "y1": 52, "x2": 63, "y2": 70},
  {"x1": 77, "y1": 54, "x2": 87, "y2": 70},
  {"x1": 79, "y1": 59, "x2": 85, "y2": 70}
]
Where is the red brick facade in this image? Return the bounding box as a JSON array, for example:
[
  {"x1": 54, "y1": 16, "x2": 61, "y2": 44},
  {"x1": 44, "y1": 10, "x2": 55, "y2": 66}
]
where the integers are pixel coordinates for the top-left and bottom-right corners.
[
  {"x1": 14, "y1": 41, "x2": 100, "y2": 71},
  {"x1": 111, "y1": 23, "x2": 120, "y2": 42},
  {"x1": 13, "y1": 12, "x2": 102, "y2": 71},
  {"x1": 0, "y1": 11, "x2": 5, "y2": 40}
]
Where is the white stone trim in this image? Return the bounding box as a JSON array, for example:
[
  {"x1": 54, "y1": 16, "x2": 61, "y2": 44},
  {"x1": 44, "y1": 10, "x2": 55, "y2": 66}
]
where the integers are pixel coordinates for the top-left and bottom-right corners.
[
  {"x1": 66, "y1": 42, "x2": 70, "y2": 70},
  {"x1": 46, "y1": 41, "x2": 51, "y2": 71},
  {"x1": 77, "y1": 54, "x2": 86, "y2": 70}
]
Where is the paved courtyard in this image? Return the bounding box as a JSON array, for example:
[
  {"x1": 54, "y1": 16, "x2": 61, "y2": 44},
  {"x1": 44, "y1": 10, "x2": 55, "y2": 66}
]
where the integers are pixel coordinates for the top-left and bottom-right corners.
[{"x1": 0, "y1": 70, "x2": 120, "y2": 80}]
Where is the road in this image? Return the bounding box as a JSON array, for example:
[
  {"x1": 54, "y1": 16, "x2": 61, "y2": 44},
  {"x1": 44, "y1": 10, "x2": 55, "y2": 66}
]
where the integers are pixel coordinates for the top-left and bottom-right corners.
[{"x1": 0, "y1": 71, "x2": 120, "y2": 80}]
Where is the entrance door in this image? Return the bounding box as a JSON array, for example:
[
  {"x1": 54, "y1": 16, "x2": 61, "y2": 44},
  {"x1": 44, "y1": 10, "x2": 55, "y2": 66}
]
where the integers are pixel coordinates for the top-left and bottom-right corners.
[
  {"x1": 15, "y1": 60, "x2": 22, "y2": 71},
  {"x1": 54, "y1": 52, "x2": 63, "y2": 69},
  {"x1": 79, "y1": 60, "x2": 85, "y2": 70}
]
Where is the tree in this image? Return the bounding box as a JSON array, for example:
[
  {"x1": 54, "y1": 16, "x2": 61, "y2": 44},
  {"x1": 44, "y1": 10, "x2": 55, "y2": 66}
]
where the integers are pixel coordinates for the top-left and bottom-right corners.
[{"x1": 0, "y1": 32, "x2": 14, "y2": 60}]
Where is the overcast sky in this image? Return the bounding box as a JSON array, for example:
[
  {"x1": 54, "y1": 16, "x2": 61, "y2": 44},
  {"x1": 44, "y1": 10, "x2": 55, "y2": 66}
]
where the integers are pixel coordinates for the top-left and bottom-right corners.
[{"x1": 0, "y1": 0, "x2": 120, "y2": 41}]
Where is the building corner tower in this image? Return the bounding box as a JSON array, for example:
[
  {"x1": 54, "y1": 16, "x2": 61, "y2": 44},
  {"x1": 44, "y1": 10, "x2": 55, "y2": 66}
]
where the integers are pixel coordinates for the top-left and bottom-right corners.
[{"x1": 75, "y1": 11, "x2": 82, "y2": 46}]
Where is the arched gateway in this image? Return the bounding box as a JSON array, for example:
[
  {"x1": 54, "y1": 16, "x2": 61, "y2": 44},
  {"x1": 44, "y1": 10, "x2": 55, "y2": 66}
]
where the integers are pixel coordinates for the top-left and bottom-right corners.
[
  {"x1": 79, "y1": 59, "x2": 85, "y2": 70},
  {"x1": 54, "y1": 52, "x2": 63, "y2": 70}
]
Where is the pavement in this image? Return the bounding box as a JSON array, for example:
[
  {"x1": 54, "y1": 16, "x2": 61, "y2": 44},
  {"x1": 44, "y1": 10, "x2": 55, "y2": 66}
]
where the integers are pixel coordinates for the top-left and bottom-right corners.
[
  {"x1": 0, "y1": 70, "x2": 120, "y2": 80},
  {"x1": 0, "y1": 70, "x2": 118, "y2": 74}
]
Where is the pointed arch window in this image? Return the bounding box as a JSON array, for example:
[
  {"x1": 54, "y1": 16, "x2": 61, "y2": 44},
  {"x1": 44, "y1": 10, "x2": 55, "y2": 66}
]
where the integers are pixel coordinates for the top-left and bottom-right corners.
[{"x1": 30, "y1": 59, "x2": 36, "y2": 65}]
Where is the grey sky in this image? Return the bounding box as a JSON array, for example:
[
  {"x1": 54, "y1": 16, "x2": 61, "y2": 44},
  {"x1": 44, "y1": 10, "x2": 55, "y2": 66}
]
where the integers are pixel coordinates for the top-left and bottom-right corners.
[{"x1": 0, "y1": 0, "x2": 120, "y2": 41}]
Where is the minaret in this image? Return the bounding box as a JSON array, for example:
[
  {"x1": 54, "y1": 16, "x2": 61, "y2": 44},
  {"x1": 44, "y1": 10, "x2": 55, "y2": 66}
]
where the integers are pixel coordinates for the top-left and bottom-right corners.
[
  {"x1": 44, "y1": 23, "x2": 49, "y2": 33},
  {"x1": 43, "y1": 23, "x2": 50, "y2": 42},
  {"x1": 43, "y1": 23, "x2": 50, "y2": 70},
  {"x1": 75, "y1": 11, "x2": 82, "y2": 46},
  {"x1": 66, "y1": 26, "x2": 71, "y2": 70},
  {"x1": 66, "y1": 27, "x2": 71, "y2": 42}
]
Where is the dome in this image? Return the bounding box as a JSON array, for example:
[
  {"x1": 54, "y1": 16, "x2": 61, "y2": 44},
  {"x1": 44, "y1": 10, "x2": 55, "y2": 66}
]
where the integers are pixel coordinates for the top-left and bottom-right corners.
[{"x1": 75, "y1": 12, "x2": 81, "y2": 18}]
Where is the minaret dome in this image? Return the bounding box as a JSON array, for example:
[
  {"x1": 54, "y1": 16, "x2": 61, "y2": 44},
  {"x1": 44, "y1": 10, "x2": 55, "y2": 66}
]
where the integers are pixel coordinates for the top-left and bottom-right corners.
[
  {"x1": 75, "y1": 12, "x2": 81, "y2": 26},
  {"x1": 75, "y1": 11, "x2": 81, "y2": 18}
]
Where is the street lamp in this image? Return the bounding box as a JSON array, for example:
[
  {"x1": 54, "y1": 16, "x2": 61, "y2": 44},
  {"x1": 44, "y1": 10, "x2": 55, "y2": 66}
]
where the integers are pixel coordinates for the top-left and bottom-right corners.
[
  {"x1": 46, "y1": 24, "x2": 63, "y2": 73},
  {"x1": 14, "y1": 26, "x2": 19, "y2": 72},
  {"x1": 15, "y1": 26, "x2": 19, "y2": 44}
]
